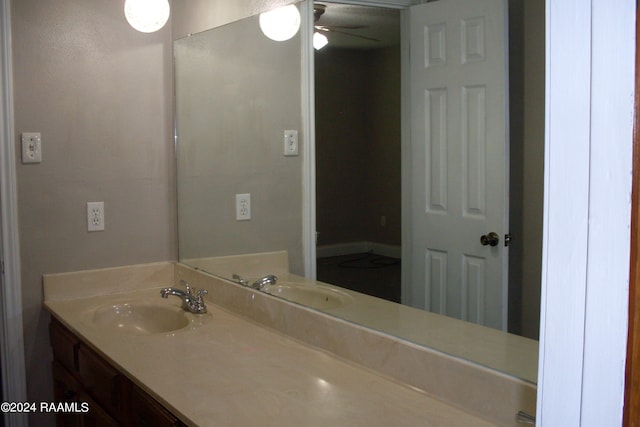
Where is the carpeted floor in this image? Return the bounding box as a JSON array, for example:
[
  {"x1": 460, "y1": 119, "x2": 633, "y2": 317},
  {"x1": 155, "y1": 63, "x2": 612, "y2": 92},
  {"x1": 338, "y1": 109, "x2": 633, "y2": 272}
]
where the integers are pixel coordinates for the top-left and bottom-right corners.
[{"x1": 316, "y1": 252, "x2": 401, "y2": 303}]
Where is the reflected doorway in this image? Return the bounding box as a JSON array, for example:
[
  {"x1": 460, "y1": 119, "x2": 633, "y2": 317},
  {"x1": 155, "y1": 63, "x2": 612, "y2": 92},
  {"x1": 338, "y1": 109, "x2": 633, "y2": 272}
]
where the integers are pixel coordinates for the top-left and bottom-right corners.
[
  {"x1": 312, "y1": 0, "x2": 543, "y2": 340},
  {"x1": 314, "y1": 3, "x2": 402, "y2": 304}
]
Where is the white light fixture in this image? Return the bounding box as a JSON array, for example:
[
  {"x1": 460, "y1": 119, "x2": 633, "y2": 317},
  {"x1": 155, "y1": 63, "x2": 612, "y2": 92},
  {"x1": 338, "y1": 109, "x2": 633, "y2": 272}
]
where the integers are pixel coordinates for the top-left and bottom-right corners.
[
  {"x1": 124, "y1": 0, "x2": 170, "y2": 33},
  {"x1": 313, "y1": 32, "x2": 329, "y2": 50},
  {"x1": 259, "y1": 5, "x2": 301, "y2": 42}
]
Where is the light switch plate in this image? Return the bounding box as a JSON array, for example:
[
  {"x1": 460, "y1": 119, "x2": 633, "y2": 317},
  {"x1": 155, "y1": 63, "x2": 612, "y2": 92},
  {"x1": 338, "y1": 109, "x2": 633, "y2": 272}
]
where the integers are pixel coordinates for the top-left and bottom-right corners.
[
  {"x1": 284, "y1": 130, "x2": 299, "y2": 156},
  {"x1": 21, "y1": 132, "x2": 42, "y2": 163}
]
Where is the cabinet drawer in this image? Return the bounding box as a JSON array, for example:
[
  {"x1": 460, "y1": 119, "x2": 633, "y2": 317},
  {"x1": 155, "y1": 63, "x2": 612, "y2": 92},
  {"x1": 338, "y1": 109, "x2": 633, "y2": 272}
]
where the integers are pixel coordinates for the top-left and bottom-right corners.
[
  {"x1": 128, "y1": 384, "x2": 183, "y2": 427},
  {"x1": 50, "y1": 319, "x2": 80, "y2": 373},
  {"x1": 50, "y1": 319, "x2": 185, "y2": 427},
  {"x1": 52, "y1": 361, "x2": 119, "y2": 427},
  {"x1": 77, "y1": 345, "x2": 123, "y2": 422}
]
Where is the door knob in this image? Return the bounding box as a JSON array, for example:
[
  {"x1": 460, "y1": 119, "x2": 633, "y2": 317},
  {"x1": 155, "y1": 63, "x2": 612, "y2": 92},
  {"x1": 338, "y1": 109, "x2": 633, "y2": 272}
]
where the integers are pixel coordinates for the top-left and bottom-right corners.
[{"x1": 480, "y1": 232, "x2": 500, "y2": 247}]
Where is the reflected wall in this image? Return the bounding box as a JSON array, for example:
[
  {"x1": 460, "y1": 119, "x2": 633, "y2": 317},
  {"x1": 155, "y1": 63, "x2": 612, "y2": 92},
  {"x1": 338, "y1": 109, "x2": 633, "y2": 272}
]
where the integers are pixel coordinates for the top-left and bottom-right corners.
[{"x1": 175, "y1": 12, "x2": 304, "y2": 274}]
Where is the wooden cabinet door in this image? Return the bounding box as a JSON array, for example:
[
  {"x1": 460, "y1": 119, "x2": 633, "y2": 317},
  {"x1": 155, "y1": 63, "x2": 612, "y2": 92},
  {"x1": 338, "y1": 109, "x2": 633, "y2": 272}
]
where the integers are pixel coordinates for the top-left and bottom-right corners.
[
  {"x1": 77, "y1": 345, "x2": 123, "y2": 422},
  {"x1": 52, "y1": 361, "x2": 118, "y2": 427},
  {"x1": 127, "y1": 385, "x2": 182, "y2": 427}
]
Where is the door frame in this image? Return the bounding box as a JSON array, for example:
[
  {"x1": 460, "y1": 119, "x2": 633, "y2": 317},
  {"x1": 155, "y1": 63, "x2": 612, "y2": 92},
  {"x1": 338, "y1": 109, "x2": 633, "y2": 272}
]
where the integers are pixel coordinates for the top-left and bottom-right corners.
[
  {"x1": 301, "y1": 1, "x2": 410, "y2": 280},
  {"x1": 624, "y1": 3, "x2": 640, "y2": 425},
  {"x1": 537, "y1": 0, "x2": 634, "y2": 425},
  {"x1": 0, "y1": 0, "x2": 28, "y2": 425}
]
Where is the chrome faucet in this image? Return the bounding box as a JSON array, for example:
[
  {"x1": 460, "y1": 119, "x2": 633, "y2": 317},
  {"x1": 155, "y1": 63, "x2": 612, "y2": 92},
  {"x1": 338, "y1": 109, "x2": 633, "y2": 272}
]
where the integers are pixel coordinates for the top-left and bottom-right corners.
[
  {"x1": 232, "y1": 274, "x2": 249, "y2": 286},
  {"x1": 231, "y1": 274, "x2": 277, "y2": 290},
  {"x1": 250, "y1": 275, "x2": 278, "y2": 290},
  {"x1": 160, "y1": 279, "x2": 208, "y2": 314}
]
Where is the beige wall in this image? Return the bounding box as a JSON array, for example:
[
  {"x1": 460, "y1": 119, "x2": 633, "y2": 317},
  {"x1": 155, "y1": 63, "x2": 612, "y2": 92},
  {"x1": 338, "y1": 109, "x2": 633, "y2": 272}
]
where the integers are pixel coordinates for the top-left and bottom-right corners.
[
  {"x1": 315, "y1": 46, "x2": 401, "y2": 248},
  {"x1": 520, "y1": 0, "x2": 545, "y2": 339},
  {"x1": 175, "y1": 12, "x2": 304, "y2": 274},
  {"x1": 172, "y1": 0, "x2": 298, "y2": 40},
  {"x1": 366, "y1": 47, "x2": 402, "y2": 246},
  {"x1": 316, "y1": 48, "x2": 371, "y2": 245},
  {"x1": 507, "y1": 0, "x2": 545, "y2": 339},
  {"x1": 11, "y1": 0, "x2": 175, "y2": 424}
]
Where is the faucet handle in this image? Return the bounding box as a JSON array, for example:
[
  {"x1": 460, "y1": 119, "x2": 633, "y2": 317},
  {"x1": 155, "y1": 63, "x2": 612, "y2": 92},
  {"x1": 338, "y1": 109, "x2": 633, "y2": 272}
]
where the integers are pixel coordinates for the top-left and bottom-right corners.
[
  {"x1": 232, "y1": 274, "x2": 248, "y2": 286},
  {"x1": 187, "y1": 288, "x2": 208, "y2": 314},
  {"x1": 179, "y1": 279, "x2": 191, "y2": 295},
  {"x1": 195, "y1": 288, "x2": 208, "y2": 300}
]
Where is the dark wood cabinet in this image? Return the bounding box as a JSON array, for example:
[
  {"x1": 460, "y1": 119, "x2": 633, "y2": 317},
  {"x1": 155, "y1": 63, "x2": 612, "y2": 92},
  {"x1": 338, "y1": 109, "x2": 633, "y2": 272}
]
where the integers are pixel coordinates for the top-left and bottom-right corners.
[
  {"x1": 52, "y1": 360, "x2": 118, "y2": 427},
  {"x1": 127, "y1": 385, "x2": 182, "y2": 427},
  {"x1": 77, "y1": 345, "x2": 123, "y2": 421},
  {"x1": 49, "y1": 318, "x2": 185, "y2": 427},
  {"x1": 50, "y1": 319, "x2": 79, "y2": 373}
]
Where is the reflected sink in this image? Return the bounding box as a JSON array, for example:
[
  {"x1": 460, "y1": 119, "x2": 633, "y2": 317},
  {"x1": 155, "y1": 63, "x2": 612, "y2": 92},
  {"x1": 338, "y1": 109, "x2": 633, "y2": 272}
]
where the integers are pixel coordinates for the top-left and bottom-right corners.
[
  {"x1": 263, "y1": 283, "x2": 353, "y2": 309},
  {"x1": 92, "y1": 303, "x2": 189, "y2": 335}
]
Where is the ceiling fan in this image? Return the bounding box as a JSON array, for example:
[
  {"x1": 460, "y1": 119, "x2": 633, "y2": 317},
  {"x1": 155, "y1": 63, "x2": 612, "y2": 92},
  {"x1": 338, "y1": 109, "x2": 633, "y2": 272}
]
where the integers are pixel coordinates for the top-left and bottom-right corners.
[{"x1": 313, "y1": 3, "x2": 381, "y2": 45}]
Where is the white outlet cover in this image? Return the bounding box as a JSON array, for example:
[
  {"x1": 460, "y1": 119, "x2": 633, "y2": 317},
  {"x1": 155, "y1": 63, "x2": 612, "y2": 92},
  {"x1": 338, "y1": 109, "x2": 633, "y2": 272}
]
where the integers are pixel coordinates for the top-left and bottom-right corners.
[
  {"x1": 87, "y1": 201, "x2": 105, "y2": 232},
  {"x1": 235, "y1": 194, "x2": 251, "y2": 221}
]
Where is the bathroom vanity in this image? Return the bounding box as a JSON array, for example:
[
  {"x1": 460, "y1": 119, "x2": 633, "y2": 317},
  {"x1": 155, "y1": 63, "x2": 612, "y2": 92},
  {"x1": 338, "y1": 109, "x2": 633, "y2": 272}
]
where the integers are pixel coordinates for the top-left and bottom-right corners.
[
  {"x1": 50, "y1": 318, "x2": 183, "y2": 426},
  {"x1": 43, "y1": 262, "x2": 535, "y2": 426}
]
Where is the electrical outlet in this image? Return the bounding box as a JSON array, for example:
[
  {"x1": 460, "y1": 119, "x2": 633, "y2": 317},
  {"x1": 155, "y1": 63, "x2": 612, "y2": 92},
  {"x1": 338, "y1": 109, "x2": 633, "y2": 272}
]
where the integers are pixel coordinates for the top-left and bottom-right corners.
[
  {"x1": 87, "y1": 202, "x2": 105, "y2": 232},
  {"x1": 235, "y1": 194, "x2": 251, "y2": 221},
  {"x1": 284, "y1": 130, "x2": 299, "y2": 156}
]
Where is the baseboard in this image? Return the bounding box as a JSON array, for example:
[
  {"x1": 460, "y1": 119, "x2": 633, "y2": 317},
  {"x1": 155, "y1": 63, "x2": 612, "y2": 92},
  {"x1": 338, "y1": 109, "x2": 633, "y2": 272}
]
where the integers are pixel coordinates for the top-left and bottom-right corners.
[{"x1": 317, "y1": 241, "x2": 401, "y2": 259}]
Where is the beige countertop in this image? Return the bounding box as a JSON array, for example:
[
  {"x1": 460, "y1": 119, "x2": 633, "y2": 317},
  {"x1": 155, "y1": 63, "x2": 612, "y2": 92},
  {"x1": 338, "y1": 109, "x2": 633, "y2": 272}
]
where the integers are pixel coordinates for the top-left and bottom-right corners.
[
  {"x1": 44, "y1": 265, "x2": 499, "y2": 427},
  {"x1": 186, "y1": 251, "x2": 539, "y2": 383}
]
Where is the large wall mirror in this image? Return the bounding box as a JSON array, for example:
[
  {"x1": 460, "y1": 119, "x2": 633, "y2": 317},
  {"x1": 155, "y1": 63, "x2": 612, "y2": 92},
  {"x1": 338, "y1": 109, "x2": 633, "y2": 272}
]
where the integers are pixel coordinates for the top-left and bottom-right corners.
[
  {"x1": 175, "y1": 0, "x2": 543, "y2": 385},
  {"x1": 175, "y1": 9, "x2": 305, "y2": 274}
]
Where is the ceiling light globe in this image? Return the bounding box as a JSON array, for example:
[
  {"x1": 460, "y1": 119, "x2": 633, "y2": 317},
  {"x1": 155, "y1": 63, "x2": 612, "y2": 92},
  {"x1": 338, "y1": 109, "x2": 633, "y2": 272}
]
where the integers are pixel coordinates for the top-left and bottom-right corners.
[
  {"x1": 259, "y1": 5, "x2": 301, "y2": 42},
  {"x1": 313, "y1": 32, "x2": 329, "y2": 50},
  {"x1": 124, "y1": 0, "x2": 170, "y2": 33}
]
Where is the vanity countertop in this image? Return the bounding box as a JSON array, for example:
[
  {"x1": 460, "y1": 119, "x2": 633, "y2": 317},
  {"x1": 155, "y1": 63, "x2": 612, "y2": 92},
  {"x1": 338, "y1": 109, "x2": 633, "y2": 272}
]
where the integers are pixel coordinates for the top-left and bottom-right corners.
[
  {"x1": 43, "y1": 264, "x2": 499, "y2": 427},
  {"x1": 186, "y1": 250, "x2": 539, "y2": 383}
]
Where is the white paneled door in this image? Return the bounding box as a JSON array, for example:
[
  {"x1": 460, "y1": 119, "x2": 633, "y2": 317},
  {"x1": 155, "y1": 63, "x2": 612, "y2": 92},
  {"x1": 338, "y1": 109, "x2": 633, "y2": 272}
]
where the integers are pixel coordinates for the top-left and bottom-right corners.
[{"x1": 408, "y1": 0, "x2": 509, "y2": 330}]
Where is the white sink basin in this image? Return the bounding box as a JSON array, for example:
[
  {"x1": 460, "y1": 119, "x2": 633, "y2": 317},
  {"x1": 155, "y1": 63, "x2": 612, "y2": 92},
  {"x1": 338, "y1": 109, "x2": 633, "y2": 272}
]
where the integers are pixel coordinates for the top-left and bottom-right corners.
[
  {"x1": 263, "y1": 283, "x2": 352, "y2": 309},
  {"x1": 92, "y1": 302, "x2": 190, "y2": 335}
]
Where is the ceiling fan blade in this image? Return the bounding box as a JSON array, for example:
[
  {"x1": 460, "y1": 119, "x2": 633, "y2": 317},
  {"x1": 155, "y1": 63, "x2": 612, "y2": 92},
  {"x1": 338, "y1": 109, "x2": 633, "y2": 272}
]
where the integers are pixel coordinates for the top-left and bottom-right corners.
[
  {"x1": 318, "y1": 24, "x2": 367, "y2": 30},
  {"x1": 315, "y1": 26, "x2": 381, "y2": 43},
  {"x1": 314, "y1": 4, "x2": 326, "y2": 22}
]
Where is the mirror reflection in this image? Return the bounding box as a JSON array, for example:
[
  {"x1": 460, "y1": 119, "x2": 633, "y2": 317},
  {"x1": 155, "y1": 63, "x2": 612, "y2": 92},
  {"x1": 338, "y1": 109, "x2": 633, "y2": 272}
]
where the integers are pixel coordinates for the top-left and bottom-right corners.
[
  {"x1": 175, "y1": 11, "x2": 305, "y2": 276},
  {"x1": 175, "y1": 0, "x2": 543, "y2": 384},
  {"x1": 314, "y1": 4, "x2": 403, "y2": 307}
]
